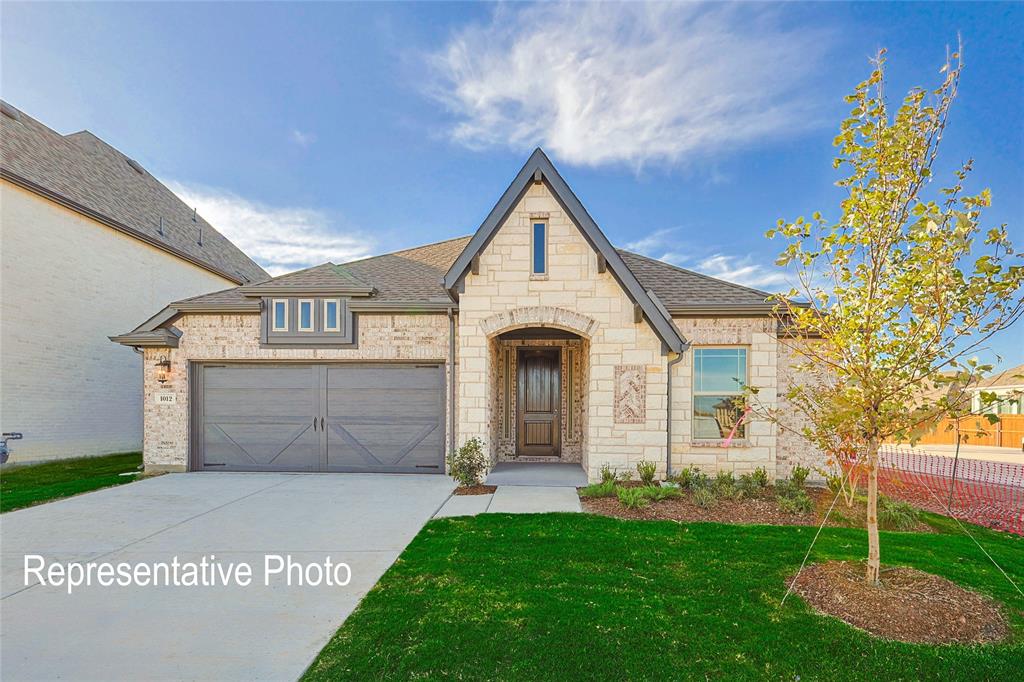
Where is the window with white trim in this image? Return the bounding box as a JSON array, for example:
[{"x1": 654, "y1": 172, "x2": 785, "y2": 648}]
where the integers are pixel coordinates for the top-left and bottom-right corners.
[
  {"x1": 272, "y1": 299, "x2": 288, "y2": 332},
  {"x1": 323, "y1": 299, "x2": 341, "y2": 332},
  {"x1": 692, "y1": 348, "x2": 748, "y2": 439},
  {"x1": 298, "y1": 299, "x2": 314, "y2": 332},
  {"x1": 531, "y1": 221, "x2": 547, "y2": 275}
]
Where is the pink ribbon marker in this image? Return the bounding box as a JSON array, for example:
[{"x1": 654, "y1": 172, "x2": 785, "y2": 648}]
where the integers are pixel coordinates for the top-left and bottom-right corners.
[{"x1": 721, "y1": 405, "x2": 752, "y2": 447}]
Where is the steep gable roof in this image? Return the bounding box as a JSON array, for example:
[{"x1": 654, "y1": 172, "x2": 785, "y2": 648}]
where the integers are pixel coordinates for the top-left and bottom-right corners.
[
  {"x1": 0, "y1": 100, "x2": 267, "y2": 284},
  {"x1": 442, "y1": 148, "x2": 687, "y2": 353}
]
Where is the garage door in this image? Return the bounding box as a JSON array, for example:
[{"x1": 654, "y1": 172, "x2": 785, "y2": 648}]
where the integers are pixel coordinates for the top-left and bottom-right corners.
[{"x1": 195, "y1": 363, "x2": 445, "y2": 473}]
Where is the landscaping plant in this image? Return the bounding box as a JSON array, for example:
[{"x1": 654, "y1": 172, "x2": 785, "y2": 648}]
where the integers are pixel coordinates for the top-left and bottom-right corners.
[
  {"x1": 790, "y1": 465, "x2": 810, "y2": 490},
  {"x1": 616, "y1": 486, "x2": 650, "y2": 509},
  {"x1": 878, "y1": 495, "x2": 922, "y2": 531},
  {"x1": 751, "y1": 46, "x2": 1024, "y2": 583},
  {"x1": 636, "y1": 460, "x2": 658, "y2": 486},
  {"x1": 446, "y1": 437, "x2": 487, "y2": 487},
  {"x1": 751, "y1": 467, "x2": 770, "y2": 488},
  {"x1": 692, "y1": 487, "x2": 717, "y2": 509},
  {"x1": 579, "y1": 481, "x2": 617, "y2": 498}
]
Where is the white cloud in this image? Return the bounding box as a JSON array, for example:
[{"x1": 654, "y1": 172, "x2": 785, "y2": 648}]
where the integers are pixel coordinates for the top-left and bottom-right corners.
[
  {"x1": 428, "y1": 3, "x2": 828, "y2": 168},
  {"x1": 693, "y1": 253, "x2": 789, "y2": 290},
  {"x1": 625, "y1": 227, "x2": 788, "y2": 291},
  {"x1": 289, "y1": 129, "x2": 316, "y2": 148},
  {"x1": 167, "y1": 181, "x2": 374, "y2": 276}
]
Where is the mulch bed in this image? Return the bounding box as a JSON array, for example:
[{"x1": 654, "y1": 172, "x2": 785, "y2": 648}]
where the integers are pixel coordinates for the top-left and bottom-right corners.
[
  {"x1": 790, "y1": 560, "x2": 1010, "y2": 644},
  {"x1": 452, "y1": 484, "x2": 498, "y2": 496},
  {"x1": 581, "y1": 487, "x2": 935, "y2": 531}
]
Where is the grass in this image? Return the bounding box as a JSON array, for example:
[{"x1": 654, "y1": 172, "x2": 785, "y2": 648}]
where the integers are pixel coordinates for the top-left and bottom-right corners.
[
  {"x1": 1, "y1": 452, "x2": 142, "y2": 513},
  {"x1": 303, "y1": 514, "x2": 1023, "y2": 681}
]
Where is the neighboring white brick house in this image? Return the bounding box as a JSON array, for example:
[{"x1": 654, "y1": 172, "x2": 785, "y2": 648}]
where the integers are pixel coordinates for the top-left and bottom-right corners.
[
  {"x1": 115, "y1": 148, "x2": 825, "y2": 480},
  {"x1": 1, "y1": 102, "x2": 267, "y2": 463}
]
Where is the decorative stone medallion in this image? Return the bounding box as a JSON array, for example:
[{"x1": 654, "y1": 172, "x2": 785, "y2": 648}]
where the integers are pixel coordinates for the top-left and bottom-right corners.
[{"x1": 614, "y1": 364, "x2": 646, "y2": 424}]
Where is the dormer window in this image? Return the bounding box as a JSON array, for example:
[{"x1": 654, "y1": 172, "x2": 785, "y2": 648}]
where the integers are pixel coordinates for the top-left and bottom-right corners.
[
  {"x1": 298, "y1": 299, "x2": 314, "y2": 332},
  {"x1": 324, "y1": 299, "x2": 341, "y2": 332},
  {"x1": 532, "y1": 221, "x2": 547, "y2": 275},
  {"x1": 272, "y1": 299, "x2": 288, "y2": 331}
]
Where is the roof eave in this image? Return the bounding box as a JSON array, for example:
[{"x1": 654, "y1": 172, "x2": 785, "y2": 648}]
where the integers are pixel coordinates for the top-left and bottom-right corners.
[
  {"x1": 2, "y1": 170, "x2": 250, "y2": 285},
  {"x1": 109, "y1": 328, "x2": 180, "y2": 349},
  {"x1": 237, "y1": 285, "x2": 377, "y2": 297}
]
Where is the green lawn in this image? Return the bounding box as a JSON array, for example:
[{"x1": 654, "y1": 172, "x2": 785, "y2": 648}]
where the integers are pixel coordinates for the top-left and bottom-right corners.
[
  {"x1": 303, "y1": 514, "x2": 1023, "y2": 681},
  {"x1": 0, "y1": 452, "x2": 142, "y2": 513}
]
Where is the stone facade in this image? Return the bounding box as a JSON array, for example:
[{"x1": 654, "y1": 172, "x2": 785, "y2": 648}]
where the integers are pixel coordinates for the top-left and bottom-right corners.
[
  {"x1": 456, "y1": 182, "x2": 669, "y2": 481},
  {"x1": 669, "y1": 317, "x2": 780, "y2": 477},
  {"x1": 141, "y1": 312, "x2": 451, "y2": 471}
]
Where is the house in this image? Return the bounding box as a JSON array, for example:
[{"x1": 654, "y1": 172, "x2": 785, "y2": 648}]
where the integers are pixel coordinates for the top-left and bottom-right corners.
[
  {"x1": 113, "y1": 149, "x2": 820, "y2": 481},
  {"x1": 970, "y1": 364, "x2": 1024, "y2": 415},
  {"x1": 1, "y1": 101, "x2": 267, "y2": 463}
]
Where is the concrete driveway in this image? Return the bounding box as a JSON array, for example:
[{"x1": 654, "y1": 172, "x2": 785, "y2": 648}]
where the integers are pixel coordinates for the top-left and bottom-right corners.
[{"x1": 0, "y1": 472, "x2": 454, "y2": 681}]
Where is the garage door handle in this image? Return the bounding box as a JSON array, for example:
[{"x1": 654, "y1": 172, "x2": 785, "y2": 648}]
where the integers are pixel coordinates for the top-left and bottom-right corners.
[
  {"x1": 320, "y1": 417, "x2": 325, "y2": 431},
  {"x1": 313, "y1": 416, "x2": 318, "y2": 432}
]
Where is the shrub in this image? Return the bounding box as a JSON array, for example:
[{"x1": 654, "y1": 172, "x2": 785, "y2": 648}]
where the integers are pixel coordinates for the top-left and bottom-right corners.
[
  {"x1": 579, "y1": 481, "x2": 617, "y2": 498},
  {"x1": 714, "y1": 471, "x2": 736, "y2": 494},
  {"x1": 641, "y1": 485, "x2": 681, "y2": 502},
  {"x1": 751, "y1": 467, "x2": 770, "y2": 488},
  {"x1": 670, "y1": 466, "x2": 696, "y2": 490},
  {"x1": 879, "y1": 495, "x2": 921, "y2": 530},
  {"x1": 791, "y1": 465, "x2": 811, "y2": 490},
  {"x1": 736, "y1": 473, "x2": 758, "y2": 498},
  {"x1": 617, "y1": 486, "x2": 650, "y2": 509},
  {"x1": 777, "y1": 490, "x2": 814, "y2": 514},
  {"x1": 636, "y1": 461, "x2": 658, "y2": 486},
  {"x1": 692, "y1": 486, "x2": 717, "y2": 509},
  {"x1": 446, "y1": 437, "x2": 487, "y2": 487},
  {"x1": 599, "y1": 464, "x2": 618, "y2": 484}
]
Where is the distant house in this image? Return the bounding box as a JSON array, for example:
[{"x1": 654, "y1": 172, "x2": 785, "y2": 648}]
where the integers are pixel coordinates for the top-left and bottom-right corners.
[
  {"x1": 970, "y1": 364, "x2": 1024, "y2": 415},
  {"x1": 1, "y1": 101, "x2": 267, "y2": 463}
]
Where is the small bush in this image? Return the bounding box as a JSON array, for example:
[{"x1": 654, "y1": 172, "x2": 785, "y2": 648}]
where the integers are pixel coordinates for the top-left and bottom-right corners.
[
  {"x1": 579, "y1": 481, "x2": 617, "y2": 498},
  {"x1": 879, "y1": 495, "x2": 921, "y2": 530},
  {"x1": 692, "y1": 487, "x2": 717, "y2": 509},
  {"x1": 641, "y1": 485, "x2": 681, "y2": 502},
  {"x1": 714, "y1": 471, "x2": 736, "y2": 491},
  {"x1": 446, "y1": 437, "x2": 487, "y2": 487},
  {"x1": 599, "y1": 464, "x2": 617, "y2": 484},
  {"x1": 736, "y1": 473, "x2": 758, "y2": 498},
  {"x1": 751, "y1": 467, "x2": 769, "y2": 488},
  {"x1": 777, "y1": 490, "x2": 814, "y2": 514},
  {"x1": 688, "y1": 469, "x2": 711, "y2": 491},
  {"x1": 617, "y1": 486, "x2": 650, "y2": 509},
  {"x1": 670, "y1": 466, "x2": 697, "y2": 490},
  {"x1": 636, "y1": 461, "x2": 658, "y2": 486},
  {"x1": 791, "y1": 465, "x2": 810, "y2": 490}
]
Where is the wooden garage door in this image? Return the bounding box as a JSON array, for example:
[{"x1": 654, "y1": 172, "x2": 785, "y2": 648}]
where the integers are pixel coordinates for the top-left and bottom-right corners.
[{"x1": 195, "y1": 363, "x2": 444, "y2": 473}]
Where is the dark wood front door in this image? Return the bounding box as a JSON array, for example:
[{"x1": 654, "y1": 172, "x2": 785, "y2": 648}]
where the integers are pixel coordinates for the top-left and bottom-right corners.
[{"x1": 516, "y1": 348, "x2": 561, "y2": 457}]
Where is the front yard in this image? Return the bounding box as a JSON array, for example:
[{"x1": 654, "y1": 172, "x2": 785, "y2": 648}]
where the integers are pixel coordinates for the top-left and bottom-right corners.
[
  {"x1": 0, "y1": 452, "x2": 142, "y2": 512},
  {"x1": 303, "y1": 513, "x2": 1023, "y2": 681}
]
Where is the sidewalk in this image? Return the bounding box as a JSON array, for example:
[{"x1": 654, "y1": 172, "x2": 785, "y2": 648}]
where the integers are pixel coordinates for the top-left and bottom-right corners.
[{"x1": 434, "y1": 486, "x2": 581, "y2": 517}]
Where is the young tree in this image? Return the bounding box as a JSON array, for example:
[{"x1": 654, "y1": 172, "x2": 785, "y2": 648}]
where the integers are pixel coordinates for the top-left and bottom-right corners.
[{"x1": 765, "y1": 47, "x2": 1024, "y2": 584}]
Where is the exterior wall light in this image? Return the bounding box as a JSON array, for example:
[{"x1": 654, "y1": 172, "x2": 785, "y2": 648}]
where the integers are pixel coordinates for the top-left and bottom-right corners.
[{"x1": 156, "y1": 358, "x2": 172, "y2": 384}]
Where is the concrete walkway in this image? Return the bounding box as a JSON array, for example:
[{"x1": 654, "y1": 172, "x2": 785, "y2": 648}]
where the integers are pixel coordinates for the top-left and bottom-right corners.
[
  {"x1": 434, "y1": 485, "x2": 581, "y2": 517},
  {"x1": 0, "y1": 472, "x2": 454, "y2": 681},
  {"x1": 485, "y1": 462, "x2": 588, "y2": 487}
]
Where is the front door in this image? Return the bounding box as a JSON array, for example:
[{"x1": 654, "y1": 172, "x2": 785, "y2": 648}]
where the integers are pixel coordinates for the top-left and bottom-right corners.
[{"x1": 516, "y1": 348, "x2": 561, "y2": 457}]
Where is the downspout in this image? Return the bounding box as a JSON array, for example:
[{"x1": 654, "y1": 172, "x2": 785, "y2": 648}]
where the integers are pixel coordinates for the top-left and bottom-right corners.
[
  {"x1": 447, "y1": 307, "x2": 456, "y2": 456},
  {"x1": 666, "y1": 352, "x2": 683, "y2": 479}
]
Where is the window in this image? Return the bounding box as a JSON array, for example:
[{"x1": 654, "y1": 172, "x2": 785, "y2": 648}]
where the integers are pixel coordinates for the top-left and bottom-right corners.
[
  {"x1": 298, "y1": 299, "x2": 314, "y2": 332},
  {"x1": 272, "y1": 299, "x2": 288, "y2": 332},
  {"x1": 693, "y1": 348, "x2": 747, "y2": 439},
  {"x1": 324, "y1": 299, "x2": 341, "y2": 332},
  {"x1": 532, "y1": 221, "x2": 547, "y2": 274}
]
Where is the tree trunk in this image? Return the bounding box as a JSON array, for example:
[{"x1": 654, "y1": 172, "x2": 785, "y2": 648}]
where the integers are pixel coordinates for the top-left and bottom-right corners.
[{"x1": 865, "y1": 439, "x2": 881, "y2": 585}]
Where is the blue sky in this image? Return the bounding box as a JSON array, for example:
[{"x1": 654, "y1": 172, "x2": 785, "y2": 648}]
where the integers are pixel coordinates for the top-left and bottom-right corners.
[{"x1": 3, "y1": 2, "x2": 1022, "y2": 365}]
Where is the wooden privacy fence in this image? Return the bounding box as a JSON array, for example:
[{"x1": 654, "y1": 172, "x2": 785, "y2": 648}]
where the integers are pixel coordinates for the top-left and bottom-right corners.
[{"x1": 914, "y1": 414, "x2": 1024, "y2": 449}]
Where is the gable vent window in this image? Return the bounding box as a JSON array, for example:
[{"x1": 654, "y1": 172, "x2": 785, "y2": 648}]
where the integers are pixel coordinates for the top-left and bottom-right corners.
[
  {"x1": 324, "y1": 299, "x2": 341, "y2": 332},
  {"x1": 298, "y1": 299, "x2": 314, "y2": 332},
  {"x1": 532, "y1": 221, "x2": 547, "y2": 275},
  {"x1": 272, "y1": 299, "x2": 288, "y2": 332}
]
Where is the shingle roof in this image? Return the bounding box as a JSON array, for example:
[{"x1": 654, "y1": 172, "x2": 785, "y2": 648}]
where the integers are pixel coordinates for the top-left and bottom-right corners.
[
  {"x1": 241, "y1": 262, "x2": 373, "y2": 291},
  {"x1": 166, "y1": 236, "x2": 772, "y2": 314},
  {"x1": 616, "y1": 250, "x2": 772, "y2": 311},
  {"x1": 976, "y1": 364, "x2": 1024, "y2": 389},
  {"x1": 0, "y1": 101, "x2": 267, "y2": 284}
]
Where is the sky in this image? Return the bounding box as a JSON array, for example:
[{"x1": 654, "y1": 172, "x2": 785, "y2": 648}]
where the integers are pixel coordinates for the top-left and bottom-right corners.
[{"x1": 3, "y1": 2, "x2": 1022, "y2": 365}]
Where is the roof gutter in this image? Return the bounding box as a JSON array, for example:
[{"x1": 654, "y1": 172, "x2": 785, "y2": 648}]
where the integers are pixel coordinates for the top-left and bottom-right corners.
[
  {"x1": 1, "y1": 170, "x2": 253, "y2": 285},
  {"x1": 666, "y1": 351, "x2": 684, "y2": 479}
]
